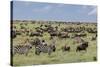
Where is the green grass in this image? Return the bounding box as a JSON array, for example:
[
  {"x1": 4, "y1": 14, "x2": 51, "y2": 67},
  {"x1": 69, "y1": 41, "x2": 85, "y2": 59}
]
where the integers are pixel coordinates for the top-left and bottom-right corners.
[{"x1": 12, "y1": 21, "x2": 97, "y2": 66}]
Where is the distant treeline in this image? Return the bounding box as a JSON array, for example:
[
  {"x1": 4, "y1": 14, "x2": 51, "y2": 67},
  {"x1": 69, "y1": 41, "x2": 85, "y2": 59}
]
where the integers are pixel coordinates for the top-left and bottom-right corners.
[{"x1": 12, "y1": 20, "x2": 97, "y2": 24}]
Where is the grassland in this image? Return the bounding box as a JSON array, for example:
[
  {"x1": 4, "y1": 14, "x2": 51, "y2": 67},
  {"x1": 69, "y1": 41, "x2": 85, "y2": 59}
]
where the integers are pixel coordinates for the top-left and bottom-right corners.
[{"x1": 11, "y1": 21, "x2": 97, "y2": 66}]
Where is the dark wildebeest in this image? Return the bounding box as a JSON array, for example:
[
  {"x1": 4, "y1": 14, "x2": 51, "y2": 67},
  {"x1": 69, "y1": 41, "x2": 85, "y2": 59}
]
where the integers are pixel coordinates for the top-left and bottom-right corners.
[
  {"x1": 29, "y1": 38, "x2": 42, "y2": 47},
  {"x1": 40, "y1": 24, "x2": 43, "y2": 27},
  {"x1": 76, "y1": 42, "x2": 88, "y2": 52},
  {"x1": 74, "y1": 33, "x2": 87, "y2": 37},
  {"x1": 49, "y1": 31, "x2": 58, "y2": 37},
  {"x1": 35, "y1": 44, "x2": 56, "y2": 55},
  {"x1": 93, "y1": 56, "x2": 97, "y2": 61},
  {"x1": 87, "y1": 28, "x2": 97, "y2": 33},
  {"x1": 91, "y1": 34, "x2": 97, "y2": 41},
  {"x1": 58, "y1": 32, "x2": 70, "y2": 38},
  {"x1": 35, "y1": 27, "x2": 43, "y2": 34},
  {"x1": 13, "y1": 44, "x2": 32, "y2": 56},
  {"x1": 62, "y1": 45, "x2": 70, "y2": 52},
  {"x1": 15, "y1": 29, "x2": 25, "y2": 35},
  {"x1": 29, "y1": 32, "x2": 43, "y2": 37},
  {"x1": 55, "y1": 26, "x2": 58, "y2": 31},
  {"x1": 11, "y1": 30, "x2": 16, "y2": 39}
]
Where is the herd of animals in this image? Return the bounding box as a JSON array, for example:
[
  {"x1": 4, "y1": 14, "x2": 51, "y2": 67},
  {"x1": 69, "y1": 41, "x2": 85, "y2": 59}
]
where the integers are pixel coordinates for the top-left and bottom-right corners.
[{"x1": 11, "y1": 21, "x2": 97, "y2": 58}]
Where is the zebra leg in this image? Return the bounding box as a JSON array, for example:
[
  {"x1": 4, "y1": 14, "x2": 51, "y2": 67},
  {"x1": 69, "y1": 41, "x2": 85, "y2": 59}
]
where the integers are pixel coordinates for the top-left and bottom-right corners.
[
  {"x1": 35, "y1": 49, "x2": 40, "y2": 55},
  {"x1": 25, "y1": 51, "x2": 28, "y2": 56},
  {"x1": 48, "y1": 48, "x2": 52, "y2": 55}
]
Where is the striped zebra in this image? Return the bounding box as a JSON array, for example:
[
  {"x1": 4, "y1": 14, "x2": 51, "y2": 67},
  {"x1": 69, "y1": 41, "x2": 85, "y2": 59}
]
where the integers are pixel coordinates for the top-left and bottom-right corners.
[
  {"x1": 35, "y1": 44, "x2": 56, "y2": 55},
  {"x1": 13, "y1": 44, "x2": 32, "y2": 56}
]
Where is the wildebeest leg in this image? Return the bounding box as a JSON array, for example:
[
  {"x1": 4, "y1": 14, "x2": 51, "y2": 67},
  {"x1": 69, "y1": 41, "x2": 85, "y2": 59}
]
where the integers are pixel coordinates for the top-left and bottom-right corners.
[
  {"x1": 85, "y1": 48, "x2": 87, "y2": 52},
  {"x1": 13, "y1": 53, "x2": 16, "y2": 56},
  {"x1": 93, "y1": 56, "x2": 97, "y2": 61},
  {"x1": 76, "y1": 48, "x2": 78, "y2": 52},
  {"x1": 25, "y1": 52, "x2": 28, "y2": 56},
  {"x1": 48, "y1": 51, "x2": 51, "y2": 55},
  {"x1": 50, "y1": 36, "x2": 53, "y2": 40},
  {"x1": 68, "y1": 49, "x2": 70, "y2": 52}
]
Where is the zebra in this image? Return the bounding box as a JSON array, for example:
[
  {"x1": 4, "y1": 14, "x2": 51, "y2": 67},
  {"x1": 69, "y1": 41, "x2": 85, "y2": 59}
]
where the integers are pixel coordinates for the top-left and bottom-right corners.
[
  {"x1": 13, "y1": 44, "x2": 32, "y2": 56},
  {"x1": 35, "y1": 44, "x2": 56, "y2": 55}
]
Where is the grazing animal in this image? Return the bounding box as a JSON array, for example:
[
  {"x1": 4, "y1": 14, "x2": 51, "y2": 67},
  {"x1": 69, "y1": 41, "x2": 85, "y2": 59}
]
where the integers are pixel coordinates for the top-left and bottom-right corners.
[
  {"x1": 13, "y1": 44, "x2": 32, "y2": 56},
  {"x1": 35, "y1": 44, "x2": 56, "y2": 55},
  {"x1": 91, "y1": 35, "x2": 97, "y2": 41},
  {"x1": 30, "y1": 38, "x2": 42, "y2": 47},
  {"x1": 50, "y1": 44, "x2": 56, "y2": 52},
  {"x1": 74, "y1": 33, "x2": 87, "y2": 37},
  {"x1": 58, "y1": 32, "x2": 69, "y2": 38},
  {"x1": 11, "y1": 30, "x2": 16, "y2": 39},
  {"x1": 76, "y1": 42, "x2": 88, "y2": 52},
  {"x1": 41, "y1": 40, "x2": 47, "y2": 46},
  {"x1": 49, "y1": 31, "x2": 58, "y2": 37},
  {"x1": 30, "y1": 32, "x2": 43, "y2": 37},
  {"x1": 93, "y1": 56, "x2": 97, "y2": 61}
]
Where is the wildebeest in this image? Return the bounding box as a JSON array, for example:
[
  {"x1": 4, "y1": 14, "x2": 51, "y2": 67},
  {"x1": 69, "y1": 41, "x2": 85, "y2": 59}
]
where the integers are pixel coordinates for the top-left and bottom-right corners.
[
  {"x1": 74, "y1": 37, "x2": 85, "y2": 43},
  {"x1": 29, "y1": 38, "x2": 42, "y2": 47},
  {"x1": 76, "y1": 42, "x2": 88, "y2": 52},
  {"x1": 61, "y1": 45, "x2": 70, "y2": 52},
  {"x1": 29, "y1": 32, "x2": 43, "y2": 37},
  {"x1": 11, "y1": 30, "x2": 16, "y2": 39},
  {"x1": 58, "y1": 32, "x2": 70, "y2": 38},
  {"x1": 35, "y1": 27, "x2": 43, "y2": 33},
  {"x1": 87, "y1": 28, "x2": 97, "y2": 33},
  {"x1": 55, "y1": 26, "x2": 58, "y2": 31},
  {"x1": 61, "y1": 27, "x2": 82, "y2": 33},
  {"x1": 13, "y1": 44, "x2": 32, "y2": 56},
  {"x1": 91, "y1": 34, "x2": 97, "y2": 41},
  {"x1": 35, "y1": 44, "x2": 56, "y2": 55},
  {"x1": 74, "y1": 33, "x2": 87, "y2": 37},
  {"x1": 49, "y1": 31, "x2": 59, "y2": 37},
  {"x1": 93, "y1": 56, "x2": 97, "y2": 61}
]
